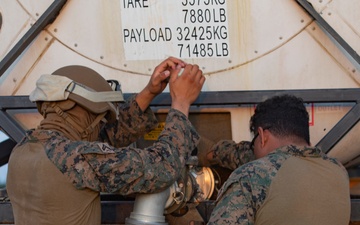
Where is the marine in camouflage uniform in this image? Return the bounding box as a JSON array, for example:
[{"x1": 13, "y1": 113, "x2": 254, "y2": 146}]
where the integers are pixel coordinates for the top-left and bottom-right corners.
[
  {"x1": 205, "y1": 95, "x2": 350, "y2": 225},
  {"x1": 7, "y1": 57, "x2": 205, "y2": 225}
]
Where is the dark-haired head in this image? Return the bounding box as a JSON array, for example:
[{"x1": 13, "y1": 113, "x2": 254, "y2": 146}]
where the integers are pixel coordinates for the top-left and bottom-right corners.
[{"x1": 250, "y1": 94, "x2": 310, "y2": 145}]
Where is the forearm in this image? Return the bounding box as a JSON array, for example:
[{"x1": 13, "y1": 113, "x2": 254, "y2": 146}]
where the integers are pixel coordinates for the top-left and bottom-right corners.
[
  {"x1": 210, "y1": 140, "x2": 255, "y2": 170},
  {"x1": 135, "y1": 88, "x2": 157, "y2": 112},
  {"x1": 100, "y1": 95, "x2": 158, "y2": 147},
  {"x1": 91, "y1": 109, "x2": 200, "y2": 195},
  {"x1": 131, "y1": 108, "x2": 200, "y2": 192}
]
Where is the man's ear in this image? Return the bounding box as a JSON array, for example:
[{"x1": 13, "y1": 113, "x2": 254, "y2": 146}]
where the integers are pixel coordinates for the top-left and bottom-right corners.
[
  {"x1": 258, "y1": 127, "x2": 264, "y2": 148},
  {"x1": 258, "y1": 127, "x2": 269, "y2": 148}
]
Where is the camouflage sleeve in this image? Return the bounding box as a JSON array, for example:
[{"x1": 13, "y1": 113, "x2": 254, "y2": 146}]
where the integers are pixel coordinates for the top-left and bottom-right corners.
[
  {"x1": 47, "y1": 108, "x2": 200, "y2": 195},
  {"x1": 99, "y1": 94, "x2": 158, "y2": 147},
  {"x1": 207, "y1": 171, "x2": 256, "y2": 225},
  {"x1": 211, "y1": 140, "x2": 255, "y2": 170},
  {"x1": 208, "y1": 155, "x2": 283, "y2": 225}
]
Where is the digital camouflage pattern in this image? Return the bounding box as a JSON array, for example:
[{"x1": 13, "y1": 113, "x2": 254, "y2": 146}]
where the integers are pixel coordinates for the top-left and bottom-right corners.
[
  {"x1": 99, "y1": 95, "x2": 159, "y2": 148},
  {"x1": 208, "y1": 145, "x2": 350, "y2": 225},
  {"x1": 210, "y1": 140, "x2": 255, "y2": 170},
  {"x1": 14, "y1": 96, "x2": 200, "y2": 194},
  {"x1": 7, "y1": 95, "x2": 200, "y2": 225}
]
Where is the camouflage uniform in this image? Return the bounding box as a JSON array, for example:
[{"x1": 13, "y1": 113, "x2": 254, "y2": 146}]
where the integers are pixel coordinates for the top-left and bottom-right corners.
[
  {"x1": 208, "y1": 142, "x2": 350, "y2": 225},
  {"x1": 7, "y1": 96, "x2": 200, "y2": 225},
  {"x1": 210, "y1": 140, "x2": 255, "y2": 170}
]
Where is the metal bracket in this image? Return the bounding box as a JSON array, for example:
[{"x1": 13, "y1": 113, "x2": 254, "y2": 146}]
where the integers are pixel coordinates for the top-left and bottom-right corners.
[
  {"x1": 0, "y1": 0, "x2": 67, "y2": 76},
  {"x1": 295, "y1": 0, "x2": 360, "y2": 65}
]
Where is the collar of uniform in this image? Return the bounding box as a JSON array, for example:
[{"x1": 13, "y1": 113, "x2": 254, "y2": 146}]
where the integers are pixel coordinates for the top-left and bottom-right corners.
[{"x1": 272, "y1": 145, "x2": 323, "y2": 158}]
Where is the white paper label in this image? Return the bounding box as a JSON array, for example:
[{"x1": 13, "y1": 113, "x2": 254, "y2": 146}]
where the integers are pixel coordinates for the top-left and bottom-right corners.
[{"x1": 120, "y1": 0, "x2": 230, "y2": 60}]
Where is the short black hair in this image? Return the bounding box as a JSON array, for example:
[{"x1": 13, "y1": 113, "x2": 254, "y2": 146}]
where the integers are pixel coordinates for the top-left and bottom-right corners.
[{"x1": 249, "y1": 94, "x2": 310, "y2": 145}]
